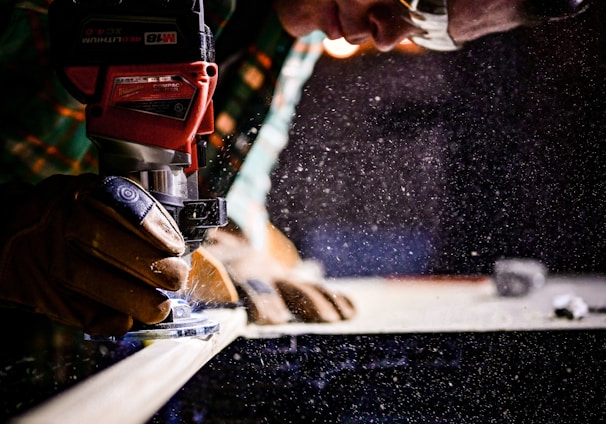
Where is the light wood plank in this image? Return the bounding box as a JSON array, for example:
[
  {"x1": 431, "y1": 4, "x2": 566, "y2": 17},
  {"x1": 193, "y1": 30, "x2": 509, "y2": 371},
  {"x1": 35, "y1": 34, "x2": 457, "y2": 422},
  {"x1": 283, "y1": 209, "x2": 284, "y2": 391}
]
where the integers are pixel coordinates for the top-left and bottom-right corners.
[{"x1": 12, "y1": 308, "x2": 247, "y2": 424}]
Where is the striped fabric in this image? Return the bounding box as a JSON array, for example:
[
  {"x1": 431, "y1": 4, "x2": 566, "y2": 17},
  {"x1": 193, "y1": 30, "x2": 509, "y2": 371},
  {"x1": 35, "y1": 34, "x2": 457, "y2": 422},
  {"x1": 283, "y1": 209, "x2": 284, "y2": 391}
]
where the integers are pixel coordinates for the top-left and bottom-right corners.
[
  {"x1": 226, "y1": 32, "x2": 325, "y2": 247},
  {"x1": 0, "y1": 0, "x2": 97, "y2": 184}
]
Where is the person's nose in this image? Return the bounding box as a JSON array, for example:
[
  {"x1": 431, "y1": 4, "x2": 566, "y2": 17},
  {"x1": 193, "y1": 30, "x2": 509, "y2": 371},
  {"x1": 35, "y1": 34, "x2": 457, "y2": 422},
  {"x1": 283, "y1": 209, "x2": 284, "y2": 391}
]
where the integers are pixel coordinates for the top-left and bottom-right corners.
[{"x1": 369, "y1": 8, "x2": 422, "y2": 51}]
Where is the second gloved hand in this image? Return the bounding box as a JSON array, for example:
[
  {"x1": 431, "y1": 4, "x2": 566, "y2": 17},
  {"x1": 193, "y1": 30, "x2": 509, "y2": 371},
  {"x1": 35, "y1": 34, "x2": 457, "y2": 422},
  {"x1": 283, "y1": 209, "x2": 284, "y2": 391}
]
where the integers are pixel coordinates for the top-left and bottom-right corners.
[
  {"x1": 0, "y1": 174, "x2": 189, "y2": 336},
  {"x1": 199, "y1": 223, "x2": 355, "y2": 325}
]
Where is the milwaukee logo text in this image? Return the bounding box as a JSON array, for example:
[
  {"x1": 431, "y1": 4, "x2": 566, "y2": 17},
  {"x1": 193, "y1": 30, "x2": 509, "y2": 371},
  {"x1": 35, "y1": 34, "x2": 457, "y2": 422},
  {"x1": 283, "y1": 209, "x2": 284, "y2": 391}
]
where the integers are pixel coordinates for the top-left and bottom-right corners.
[{"x1": 144, "y1": 32, "x2": 178, "y2": 45}]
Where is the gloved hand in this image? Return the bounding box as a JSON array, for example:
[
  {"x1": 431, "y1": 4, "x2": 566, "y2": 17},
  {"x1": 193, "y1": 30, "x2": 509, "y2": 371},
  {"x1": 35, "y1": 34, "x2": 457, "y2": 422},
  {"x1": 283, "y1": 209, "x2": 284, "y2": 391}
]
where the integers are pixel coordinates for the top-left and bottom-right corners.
[
  {"x1": 198, "y1": 222, "x2": 355, "y2": 325},
  {"x1": 0, "y1": 174, "x2": 189, "y2": 336}
]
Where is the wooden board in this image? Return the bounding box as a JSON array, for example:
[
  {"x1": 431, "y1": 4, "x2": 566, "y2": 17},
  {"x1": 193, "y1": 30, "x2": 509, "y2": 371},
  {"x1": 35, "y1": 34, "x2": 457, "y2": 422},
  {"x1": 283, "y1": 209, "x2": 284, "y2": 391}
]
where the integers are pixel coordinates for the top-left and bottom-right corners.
[{"x1": 12, "y1": 308, "x2": 248, "y2": 424}]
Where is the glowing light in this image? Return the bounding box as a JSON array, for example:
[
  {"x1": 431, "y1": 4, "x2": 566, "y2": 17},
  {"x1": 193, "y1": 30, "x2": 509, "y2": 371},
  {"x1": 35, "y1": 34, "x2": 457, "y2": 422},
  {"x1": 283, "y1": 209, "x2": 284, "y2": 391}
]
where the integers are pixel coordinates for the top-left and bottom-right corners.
[
  {"x1": 323, "y1": 37, "x2": 425, "y2": 59},
  {"x1": 322, "y1": 37, "x2": 359, "y2": 59},
  {"x1": 396, "y1": 38, "x2": 426, "y2": 55}
]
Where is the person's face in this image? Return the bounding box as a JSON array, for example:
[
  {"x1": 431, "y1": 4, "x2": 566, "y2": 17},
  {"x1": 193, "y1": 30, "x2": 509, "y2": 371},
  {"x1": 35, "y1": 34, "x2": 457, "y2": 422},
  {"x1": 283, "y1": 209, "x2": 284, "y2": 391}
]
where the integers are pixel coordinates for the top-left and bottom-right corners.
[{"x1": 273, "y1": 0, "x2": 422, "y2": 52}]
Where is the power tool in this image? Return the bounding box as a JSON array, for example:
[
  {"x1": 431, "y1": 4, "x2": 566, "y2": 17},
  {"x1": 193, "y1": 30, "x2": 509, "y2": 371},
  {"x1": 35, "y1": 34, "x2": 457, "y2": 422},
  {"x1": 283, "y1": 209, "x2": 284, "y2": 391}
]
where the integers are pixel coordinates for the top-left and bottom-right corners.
[
  {"x1": 48, "y1": 0, "x2": 226, "y2": 248},
  {"x1": 48, "y1": 0, "x2": 227, "y2": 339}
]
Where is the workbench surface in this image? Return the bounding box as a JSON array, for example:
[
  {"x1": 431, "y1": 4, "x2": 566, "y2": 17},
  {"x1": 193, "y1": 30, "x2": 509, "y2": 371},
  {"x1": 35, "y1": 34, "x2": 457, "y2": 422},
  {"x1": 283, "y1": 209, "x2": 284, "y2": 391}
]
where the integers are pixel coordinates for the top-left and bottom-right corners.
[{"x1": 247, "y1": 275, "x2": 606, "y2": 338}]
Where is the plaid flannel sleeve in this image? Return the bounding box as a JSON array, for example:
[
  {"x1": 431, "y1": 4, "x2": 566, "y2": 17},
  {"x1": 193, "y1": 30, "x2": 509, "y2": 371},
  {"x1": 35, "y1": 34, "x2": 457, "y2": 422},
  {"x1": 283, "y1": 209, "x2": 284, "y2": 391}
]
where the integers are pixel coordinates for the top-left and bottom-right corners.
[{"x1": 0, "y1": 0, "x2": 98, "y2": 184}]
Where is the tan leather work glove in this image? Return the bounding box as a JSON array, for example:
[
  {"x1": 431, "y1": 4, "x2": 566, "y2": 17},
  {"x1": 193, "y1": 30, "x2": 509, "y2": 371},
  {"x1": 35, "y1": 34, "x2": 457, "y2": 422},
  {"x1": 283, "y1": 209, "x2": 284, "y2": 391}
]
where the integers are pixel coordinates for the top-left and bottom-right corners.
[
  {"x1": 199, "y1": 222, "x2": 355, "y2": 325},
  {"x1": 0, "y1": 174, "x2": 189, "y2": 336}
]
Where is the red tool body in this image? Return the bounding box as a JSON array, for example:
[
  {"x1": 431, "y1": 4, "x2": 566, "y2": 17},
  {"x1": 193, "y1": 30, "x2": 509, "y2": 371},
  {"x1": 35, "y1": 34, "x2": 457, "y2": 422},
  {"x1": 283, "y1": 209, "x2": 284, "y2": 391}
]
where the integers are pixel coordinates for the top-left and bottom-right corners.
[
  {"x1": 72, "y1": 61, "x2": 216, "y2": 172},
  {"x1": 49, "y1": 0, "x2": 226, "y2": 247}
]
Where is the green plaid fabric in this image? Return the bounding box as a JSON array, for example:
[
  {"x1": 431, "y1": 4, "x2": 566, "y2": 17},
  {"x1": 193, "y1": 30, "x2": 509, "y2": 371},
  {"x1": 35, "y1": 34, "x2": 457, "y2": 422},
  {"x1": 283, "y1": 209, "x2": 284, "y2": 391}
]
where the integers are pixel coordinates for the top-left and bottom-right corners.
[{"x1": 0, "y1": 0, "x2": 97, "y2": 184}]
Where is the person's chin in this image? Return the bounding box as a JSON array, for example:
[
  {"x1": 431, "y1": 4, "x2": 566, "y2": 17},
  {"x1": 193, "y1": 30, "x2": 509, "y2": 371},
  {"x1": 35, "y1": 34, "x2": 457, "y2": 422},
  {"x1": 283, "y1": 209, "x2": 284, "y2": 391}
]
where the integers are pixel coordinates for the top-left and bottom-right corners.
[
  {"x1": 274, "y1": 1, "x2": 323, "y2": 38},
  {"x1": 279, "y1": 17, "x2": 314, "y2": 38}
]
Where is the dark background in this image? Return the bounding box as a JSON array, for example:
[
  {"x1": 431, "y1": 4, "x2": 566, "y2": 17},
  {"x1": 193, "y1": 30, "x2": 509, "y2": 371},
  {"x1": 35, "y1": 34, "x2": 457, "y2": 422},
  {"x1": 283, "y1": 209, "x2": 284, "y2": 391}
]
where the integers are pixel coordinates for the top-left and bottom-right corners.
[
  {"x1": 151, "y1": 331, "x2": 606, "y2": 423},
  {"x1": 3, "y1": 6, "x2": 606, "y2": 424},
  {"x1": 268, "y1": 5, "x2": 606, "y2": 277}
]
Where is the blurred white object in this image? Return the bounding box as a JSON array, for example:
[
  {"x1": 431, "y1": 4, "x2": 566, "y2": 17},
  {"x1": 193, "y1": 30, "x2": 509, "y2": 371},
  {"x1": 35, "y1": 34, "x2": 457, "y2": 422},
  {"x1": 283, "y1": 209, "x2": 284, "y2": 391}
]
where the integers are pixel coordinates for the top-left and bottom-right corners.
[
  {"x1": 553, "y1": 294, "x2": 589, "y2": 320},
  {"x1": 493, "y1": 258, "x2": 548, "y2": 297}
]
